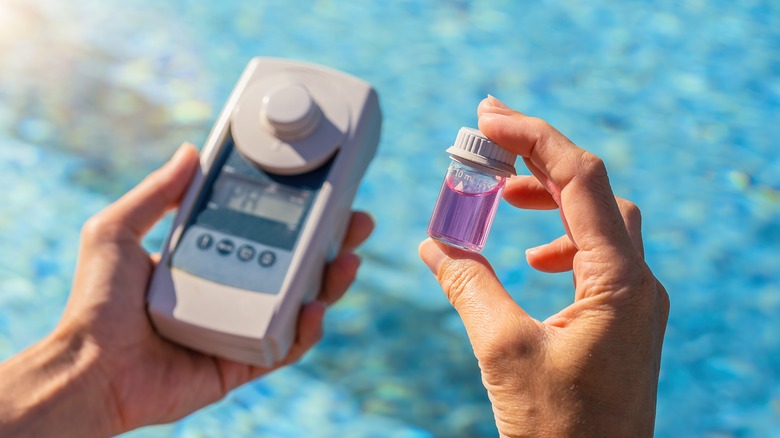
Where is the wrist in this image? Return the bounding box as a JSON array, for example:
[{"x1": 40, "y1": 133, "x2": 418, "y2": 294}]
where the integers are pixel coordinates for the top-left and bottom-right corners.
[
  {"x1": 0, "y1": 327, "x2": 119, "y2": 437},
  {"x1": 489, "y1": 384, "x2": 656, "y2": 438},
  {"x1": 496, "y1": 411, "x2": 654, "y2": 438}
]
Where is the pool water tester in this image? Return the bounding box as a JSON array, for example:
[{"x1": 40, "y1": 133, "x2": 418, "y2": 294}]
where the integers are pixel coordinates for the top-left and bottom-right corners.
[{"x1": 147, "y1": 58, "x2": 381, "y2": 367}]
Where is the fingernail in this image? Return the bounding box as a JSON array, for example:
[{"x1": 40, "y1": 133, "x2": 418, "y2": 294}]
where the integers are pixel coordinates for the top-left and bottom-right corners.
[
  {"x1": 419, "y1": 239, "x2": 447, "y2": 275},
  {"x1": 525, "y1": 245, "x2": 541, "y2": 258},
  {"x1": 486, "y1": 94, "x2": 511, "y2": 109}
]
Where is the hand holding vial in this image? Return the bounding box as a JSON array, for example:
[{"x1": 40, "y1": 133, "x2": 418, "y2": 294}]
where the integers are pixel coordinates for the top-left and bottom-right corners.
[{"x1": 419, "y1": 96, "x2": 670, "y2": 437}]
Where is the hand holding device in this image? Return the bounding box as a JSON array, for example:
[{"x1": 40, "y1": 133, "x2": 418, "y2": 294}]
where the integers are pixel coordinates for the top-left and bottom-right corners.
[{"x1": 0, "y1": 58, "x2": 378, "y2": 437}]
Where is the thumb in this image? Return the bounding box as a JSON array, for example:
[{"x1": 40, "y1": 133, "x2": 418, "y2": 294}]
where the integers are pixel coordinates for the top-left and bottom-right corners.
[
  {"x1": 99, "y1": 143, "x2": 200, "y2": 240},
  {"x1": 419, "y1": 239, "x2": 537, "y2": 356}
]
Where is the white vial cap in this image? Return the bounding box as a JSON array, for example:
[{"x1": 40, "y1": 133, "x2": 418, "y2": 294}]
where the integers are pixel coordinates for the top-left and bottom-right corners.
[{"x1": 446, "y1": 127, "x2": 517, "y2": 176}]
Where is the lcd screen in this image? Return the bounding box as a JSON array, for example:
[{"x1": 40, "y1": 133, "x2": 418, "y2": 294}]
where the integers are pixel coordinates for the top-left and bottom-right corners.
[{"x1": 213, "y1": 176, "x2": 308, "y2": 228}]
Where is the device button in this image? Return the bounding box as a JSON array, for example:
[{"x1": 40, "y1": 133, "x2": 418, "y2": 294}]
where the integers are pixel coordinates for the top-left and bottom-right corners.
[
  {"x1": 216, "y1": 239, "x2": 234, "y2": 255},
  {"x1": 258, "y1": 250, "x2": 276, "y2": 267},
  {"x1": 196, "y1": 233, "x2": 213, "y2": 250},
  {"x1": 237, "y1": 245, "x2": 256, "y2": 262}
]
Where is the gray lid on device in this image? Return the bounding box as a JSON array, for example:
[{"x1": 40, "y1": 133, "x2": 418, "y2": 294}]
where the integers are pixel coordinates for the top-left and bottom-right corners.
[{"x1": 446, "y1": 127, "x2": 517, "y2": 175}]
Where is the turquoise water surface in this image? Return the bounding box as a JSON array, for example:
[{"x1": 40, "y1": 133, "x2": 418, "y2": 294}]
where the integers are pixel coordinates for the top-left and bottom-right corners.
[{"x1": 1, "y1": 1, "x2": 779, "y2": 436}]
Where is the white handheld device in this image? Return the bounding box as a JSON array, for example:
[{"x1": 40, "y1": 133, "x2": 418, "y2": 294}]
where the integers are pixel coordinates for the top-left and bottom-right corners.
[{"x1": 146, "y1": 58, "x2": 381, "y2": 367}]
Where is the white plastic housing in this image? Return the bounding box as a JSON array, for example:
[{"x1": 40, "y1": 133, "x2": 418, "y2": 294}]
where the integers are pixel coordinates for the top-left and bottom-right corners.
[{"x1": 146, "y1": 57, "x2": 381, "y2": 367}]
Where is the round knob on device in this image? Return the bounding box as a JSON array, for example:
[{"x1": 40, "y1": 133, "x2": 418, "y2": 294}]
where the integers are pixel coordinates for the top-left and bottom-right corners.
[
  {"x1": 230, "y1": 74, "x2": 348, "y2": 175},
  {"x1": 261, "y1": 83, "x2": 321, "y2": 140}
]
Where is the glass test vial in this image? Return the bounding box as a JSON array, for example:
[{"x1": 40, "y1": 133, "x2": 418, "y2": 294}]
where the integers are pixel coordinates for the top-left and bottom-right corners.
[{"x1": 427, "y1": 127, "x2": 518, "y2": 252}]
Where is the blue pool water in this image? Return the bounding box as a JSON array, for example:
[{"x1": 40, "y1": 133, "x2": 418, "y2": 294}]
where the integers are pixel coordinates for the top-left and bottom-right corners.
[{"x1": 1, "y1": 0, "x2": 779, "y2": 436}]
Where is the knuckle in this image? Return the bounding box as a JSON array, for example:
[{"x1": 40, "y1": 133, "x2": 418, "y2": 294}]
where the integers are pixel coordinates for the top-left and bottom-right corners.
[
  {"x1": 621, "y1": 265, "x2": 667, "y2": 307},
  {"x1": 525, "y1": 116, "x2": 554, "y2": 143},
  {"x1": 80, "y1": 213, "x2": 121, "y2": 244},
  {"x1": 656, "y1": 281, "x2": 671, "y2": 319},
  {"x1": 80, "y1": 214, "x2": 107, "y2": 243},
  {"x1": 580, "y1": 255, "x2": 645, "y2": 294},
  {"x1": 621, "y1": 199, "x2": 641, "y2": 218},
  {"x1": 525, "y1": 116, "x2": 552, "y2": 132},
  {"x1": 619, "y1": 199, "x2": 643, "y2": 227},
  {"x1": 577, "y1": 151, "x2": 608, "y2": 179}
]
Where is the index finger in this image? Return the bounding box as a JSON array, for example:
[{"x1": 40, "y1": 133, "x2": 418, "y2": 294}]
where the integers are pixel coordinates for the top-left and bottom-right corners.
[{"x1": 477, "y1": 97, "x2": 634, "y2": 257}]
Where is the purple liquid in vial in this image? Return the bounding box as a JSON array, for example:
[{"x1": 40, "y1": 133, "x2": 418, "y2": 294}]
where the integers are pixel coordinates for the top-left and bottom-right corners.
[{"x1": 427, "y1": 166, "x2": 505, "y2": 252}]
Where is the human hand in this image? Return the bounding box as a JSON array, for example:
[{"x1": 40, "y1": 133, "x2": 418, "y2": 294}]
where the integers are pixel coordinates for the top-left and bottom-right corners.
[
  {"x1": 0, "y1": 144, "x2": 374, "y2": 437},
  {"x1": 419, "y1": 97, "x2": 669, "y2": 437}
]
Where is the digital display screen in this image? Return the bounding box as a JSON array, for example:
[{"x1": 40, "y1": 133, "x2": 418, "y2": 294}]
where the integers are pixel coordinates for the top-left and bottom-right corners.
[{"x1": 212, "y1": 176, "x2": 309, "y2": 228}]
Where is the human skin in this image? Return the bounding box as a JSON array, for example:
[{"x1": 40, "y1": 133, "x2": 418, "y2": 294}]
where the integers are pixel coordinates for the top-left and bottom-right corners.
[
  {"x1": 419, "y1": 96, "x2": 670, "y2": 437},
  {"x1": 0, "y1": 144, "x2": 374, "y2": 437}
]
